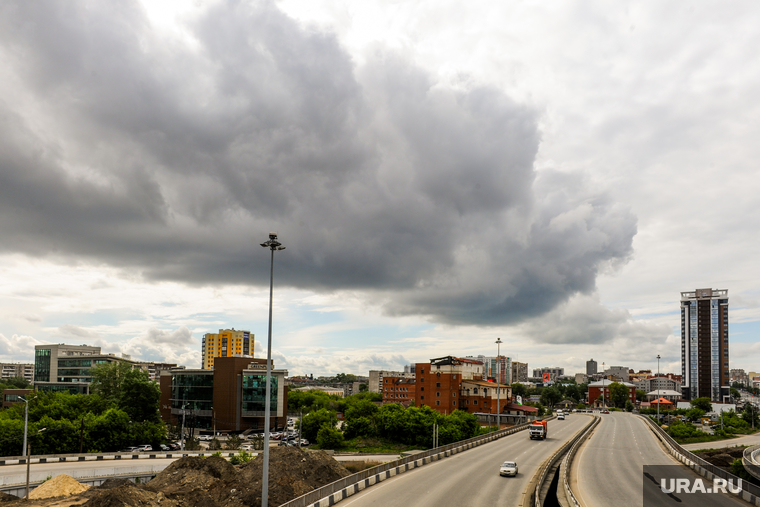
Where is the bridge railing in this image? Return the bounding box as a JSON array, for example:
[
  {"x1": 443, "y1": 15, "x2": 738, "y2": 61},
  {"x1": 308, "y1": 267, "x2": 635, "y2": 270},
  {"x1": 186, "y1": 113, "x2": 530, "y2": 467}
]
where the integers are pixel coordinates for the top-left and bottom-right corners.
[
  {"x1": 640, "y1": 415, "x2": 760, "y2": 501},
  {"x1": 279, "y1": 417, "x2": 554, "y2": 507}
]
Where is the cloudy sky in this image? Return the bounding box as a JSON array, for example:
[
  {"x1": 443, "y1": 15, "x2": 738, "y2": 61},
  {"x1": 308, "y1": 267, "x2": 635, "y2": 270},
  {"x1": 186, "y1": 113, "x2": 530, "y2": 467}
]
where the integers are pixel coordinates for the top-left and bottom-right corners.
[{"x1": 1, "y1": 1, "x2": 759, "y2": 378}]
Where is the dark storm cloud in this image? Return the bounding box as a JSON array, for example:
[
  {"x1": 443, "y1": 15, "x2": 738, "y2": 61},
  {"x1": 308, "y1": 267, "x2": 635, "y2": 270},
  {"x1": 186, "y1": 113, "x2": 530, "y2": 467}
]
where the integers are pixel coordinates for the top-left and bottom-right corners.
[{"x1": 0, "y1": 1, "x2": 636, "y2": 326}]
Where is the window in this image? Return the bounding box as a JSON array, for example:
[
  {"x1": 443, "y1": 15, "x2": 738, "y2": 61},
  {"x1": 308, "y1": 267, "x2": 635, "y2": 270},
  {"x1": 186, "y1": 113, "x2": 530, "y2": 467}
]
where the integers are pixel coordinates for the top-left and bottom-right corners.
[
  {"x1": 474, "y1": 400, "x2": 478, "y2": 405},
  {"x1": 421, "y1": 387, "x2": 424, "y2": 391},
  {"x1": 436, "y1": 400, "x2": 440, "y2": 406},
  {"x1": 436, "y1": 382, "x2": 441, "y2": 388},
  {"x1": 453, "y1": 401, "x2": 456, "y2": 406},
  {"x1": 421, "y1": 378, "x2": 424, "y2": 383},
  {"x1": 420, "y1": 368, "x2": 425, "y2": 374},
  {"x1": 452, "y1": 392, "x2": 456, "y2": 397},
  {"x1": 437, "y1": 392, "x2": 440, "y2": 397},
  {"x1": 421, "y1": 396, "x2": 424, "y2": 400}
]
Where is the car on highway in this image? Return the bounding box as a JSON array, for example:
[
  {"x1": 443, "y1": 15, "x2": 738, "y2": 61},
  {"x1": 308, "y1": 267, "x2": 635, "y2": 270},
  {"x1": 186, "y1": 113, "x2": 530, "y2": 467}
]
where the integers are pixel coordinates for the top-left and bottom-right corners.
[
  {"x1": 557, "y1": 413, "x2": 565, "y2": 420},
  {"x1": 499, "y1": 461, "x2": 518, "y2": 477},
  {"x1": 602, "y1": 410, "x2": 610, "y2": 414}
]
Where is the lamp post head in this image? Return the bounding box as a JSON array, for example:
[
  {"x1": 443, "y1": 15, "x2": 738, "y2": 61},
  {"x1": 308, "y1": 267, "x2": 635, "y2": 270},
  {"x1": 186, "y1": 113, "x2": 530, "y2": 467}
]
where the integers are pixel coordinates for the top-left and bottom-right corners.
[
  {"x1": 495, "y1": 337, "x2": 502, "y2": 345},
  {"x1": 261, "y1": 233, "x2": 284, "y2": 250}
]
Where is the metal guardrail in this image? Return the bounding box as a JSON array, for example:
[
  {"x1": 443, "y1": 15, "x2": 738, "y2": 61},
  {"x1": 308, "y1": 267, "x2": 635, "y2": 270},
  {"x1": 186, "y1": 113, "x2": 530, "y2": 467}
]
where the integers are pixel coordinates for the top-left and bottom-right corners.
[
  {"x1": 742, "y1": 445, "x2": 760, "y2": 481},
  {"x1": 560, "y1": 415, "x2": 601, "y2": 507},
  {"x1": 279, "y1": 417, "x2": 556, "y2": 507},
  {"x1": 533, "y1": 415, "x2": 597, "y2": 507},
  {"x1": 640, "y1": 415, "x2": 760, "y2": 501},
  {"x1": 0, "y1": 450, "x2": 242, "y2": 467}
]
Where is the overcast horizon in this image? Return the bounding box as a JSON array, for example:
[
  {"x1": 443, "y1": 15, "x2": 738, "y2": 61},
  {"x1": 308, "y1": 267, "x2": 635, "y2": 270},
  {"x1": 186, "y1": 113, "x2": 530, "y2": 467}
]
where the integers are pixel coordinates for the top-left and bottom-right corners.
[{"x1": 2, "y1": 1, "x2": 759, "y2": 378}]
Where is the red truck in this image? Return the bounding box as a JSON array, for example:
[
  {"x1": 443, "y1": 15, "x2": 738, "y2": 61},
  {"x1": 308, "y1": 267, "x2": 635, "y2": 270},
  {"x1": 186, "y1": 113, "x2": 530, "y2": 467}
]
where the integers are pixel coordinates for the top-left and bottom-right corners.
[{"x1": 529, "y1": 420, "x2": 548, "y2": 440}]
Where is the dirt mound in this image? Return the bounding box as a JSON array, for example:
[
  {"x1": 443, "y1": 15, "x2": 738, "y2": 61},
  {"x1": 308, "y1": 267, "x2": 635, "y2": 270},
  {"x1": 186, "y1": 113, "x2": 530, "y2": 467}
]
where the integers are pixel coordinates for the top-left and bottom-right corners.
[
  {"x1": 694, "y1": 446, "x2": 747, "y2": 470},
  {"x1": 235, "y1": 447, "x2": 352, "y2": 506},
  {"x1": 0, "y1": 491, "x2": 18, "y2": 503},
  {"x1": 28, "y1": 474, "x2": 89, "y2": 499},
  {"x1": 96, "y1": 478, "x2": 137, "y2": 490},
  {"x1": 83, "y1": 483, "x2": 178, "y2": 507},
  {"x1": 145, "y1": 455, "x2": 238, "y2": 496}
]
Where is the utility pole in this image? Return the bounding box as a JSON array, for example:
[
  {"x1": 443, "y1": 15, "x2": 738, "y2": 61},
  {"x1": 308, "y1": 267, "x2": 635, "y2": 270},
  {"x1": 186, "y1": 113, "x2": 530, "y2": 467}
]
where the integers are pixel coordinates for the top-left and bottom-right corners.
[{"x1": 79, "y1": 417, "x2": 84, "y2": 454}]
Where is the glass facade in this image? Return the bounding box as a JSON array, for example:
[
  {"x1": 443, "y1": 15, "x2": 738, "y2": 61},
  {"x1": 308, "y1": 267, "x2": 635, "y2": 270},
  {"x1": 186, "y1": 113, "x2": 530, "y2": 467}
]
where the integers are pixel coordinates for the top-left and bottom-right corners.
[
  {"x1": 241, "y1": 374, "x2": 278, "y2": 415},
  {"x1": 171, "y1": 374, "x2": 214, "y2": 411},
  {"x1": 34, "y1": 348, "x2": 51, "y2": 382},
  {"x1": 689, "y1": 303, "x2": 698, "y2": 400}
]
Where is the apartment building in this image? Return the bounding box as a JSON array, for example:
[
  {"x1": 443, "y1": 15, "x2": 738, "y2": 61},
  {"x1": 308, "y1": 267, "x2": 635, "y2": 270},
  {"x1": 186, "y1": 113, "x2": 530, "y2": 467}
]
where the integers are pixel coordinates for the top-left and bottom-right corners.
[
  {"x1": 0, "y1": 363, "x2": 33, "y2": 382},
  {"x1": 201, "y1": 329, "x2": 253, "y2": 369},
  {"x1": 369, "y1": 370, "x2": 414, "y2": 393}
]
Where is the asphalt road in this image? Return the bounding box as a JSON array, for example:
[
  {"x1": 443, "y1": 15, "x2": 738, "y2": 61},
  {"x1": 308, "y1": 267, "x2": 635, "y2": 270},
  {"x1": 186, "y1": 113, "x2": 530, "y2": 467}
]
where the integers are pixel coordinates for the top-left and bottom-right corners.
[
  {"x1": 573, "y1": 412, "x2": 746, "y2": 507},
  {"x1": 682, "y1": 432, "x2": 760, "y2": 451},
  {"x1": 338, "y1": 415, "x2": 591, "y2": 507}
]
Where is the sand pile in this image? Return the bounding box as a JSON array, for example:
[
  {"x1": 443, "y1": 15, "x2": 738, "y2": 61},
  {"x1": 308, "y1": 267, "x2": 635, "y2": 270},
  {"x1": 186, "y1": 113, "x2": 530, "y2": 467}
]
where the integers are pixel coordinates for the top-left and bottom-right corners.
[{"x1": 27, "y1": 474, "x2": 89, "y2": 499}]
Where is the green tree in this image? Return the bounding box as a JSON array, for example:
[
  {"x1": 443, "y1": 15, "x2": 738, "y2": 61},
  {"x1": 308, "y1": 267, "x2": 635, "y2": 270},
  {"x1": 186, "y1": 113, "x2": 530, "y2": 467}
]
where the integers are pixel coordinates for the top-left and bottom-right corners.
[
  {"x1": 609, "y1": 382, "x2": 629, "y2": 408},
  {"x1": 511, "y1": 383, "x2": 527, "y2": 398},
  {"x1": 225, "y1": 435, "x2": 242, "y2": 450},
  {"x1": 730, "y1": 387, "x2": 741, "y2": 402},
  {"x1": 120, "y1": 368, "x2": 161, "y2": 422},
  {"x1": 316, "y1": 425, "x2": 345, "y2": 449},
  {"x1": 335, "y1": 373, "x2": 357, "y2": 384},
  {"x1": 540, "y1": 387, "x2": 562, "y2": 409},
  {"x1": 636, "y1": 390, "x2": 647, "y2": 403},
  {"x1": 89, "y1": 361, "x2": 134, "y2": 404},
  {"x1": 691, "y1": 397, "x2": 713, "y2": 413},
  {"x1": 625, "y1": 400, "x2": 634, "y2": 412},
  {"x1": 742, "y1": 405, "x2": 759, "y2": 427},
  {"x1": 685, "y1": 408, "x2": 705, "y2": 421},
  {"x1": 301, "y1": 409, "x2": 338, "y2": 442}
]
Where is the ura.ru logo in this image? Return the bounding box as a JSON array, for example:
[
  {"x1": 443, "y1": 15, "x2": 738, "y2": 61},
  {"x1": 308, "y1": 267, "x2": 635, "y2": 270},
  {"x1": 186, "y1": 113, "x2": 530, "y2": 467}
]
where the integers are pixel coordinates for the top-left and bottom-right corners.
[{"x1": 660, "y1": 477, "x2": 742, "y2": 494}]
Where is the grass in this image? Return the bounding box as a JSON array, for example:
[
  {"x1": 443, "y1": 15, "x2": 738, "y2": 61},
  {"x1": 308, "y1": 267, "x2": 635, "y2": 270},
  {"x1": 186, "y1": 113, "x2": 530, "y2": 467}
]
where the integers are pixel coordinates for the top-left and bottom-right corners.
[
  {"x1": 314, "y1": 437, "x2": 423, "y2": 454},
  {"x1": 673, "y1": 433, "x2": 738, "y2": 445},
  {"x1": 343, "y1": 460, "x2": 383, "y2": 474}
]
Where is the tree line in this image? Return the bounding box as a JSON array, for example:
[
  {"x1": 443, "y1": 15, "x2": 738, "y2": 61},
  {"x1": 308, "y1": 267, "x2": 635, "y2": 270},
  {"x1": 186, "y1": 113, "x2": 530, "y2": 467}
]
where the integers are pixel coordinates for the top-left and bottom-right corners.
[{"x1": 0, "y1": 362, "x2": 164, "y2": 456}]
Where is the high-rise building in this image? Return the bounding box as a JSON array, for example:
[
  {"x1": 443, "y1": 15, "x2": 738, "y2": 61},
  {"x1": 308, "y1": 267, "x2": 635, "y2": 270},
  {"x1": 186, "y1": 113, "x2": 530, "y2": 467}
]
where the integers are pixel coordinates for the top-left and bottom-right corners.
[
  {"x1": 532, "y1": 367, "x2": 564, "y2": 379},
  {"x1": 586, "y1": 359, "x2": 598, "y2": 375},
  {"x1": 202, "y1": 329, "x2": 253, "y2": 369},
  {"x1": 466, "y1": 355, "x2": 511, "y2": 384},
  {"x1": 511, "y1": 362, "x2": 528, "y2": 383},
  {"x1": 681, "y1": 288, "x2": 729, "y2": 401},
  {"x1": 33, "y1": 344, "x2": 135, "y2": 394},
  {"x1": 0, "y1": 363, "x2": 34, "y2": 382}
]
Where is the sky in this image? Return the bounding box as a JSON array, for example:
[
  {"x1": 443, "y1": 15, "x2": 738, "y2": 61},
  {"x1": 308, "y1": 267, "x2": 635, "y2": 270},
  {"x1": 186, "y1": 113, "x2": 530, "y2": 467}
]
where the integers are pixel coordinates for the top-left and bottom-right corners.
[{"x1": 1, "y1": 1, "x2": 759, "y2": 378}]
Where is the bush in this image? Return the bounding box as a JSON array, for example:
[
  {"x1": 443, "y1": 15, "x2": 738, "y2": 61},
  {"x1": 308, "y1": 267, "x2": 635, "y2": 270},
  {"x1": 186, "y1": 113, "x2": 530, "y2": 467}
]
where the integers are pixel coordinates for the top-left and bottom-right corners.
[
  {"x1": 224, "y1": 435, "x2": 242, "y2": 450},
  {"x1": 230, "y1": 450, "x2": 253, "y2": 465},
  {"x1": 316, "y1": 425, "x2": 345, "y2": 449}
]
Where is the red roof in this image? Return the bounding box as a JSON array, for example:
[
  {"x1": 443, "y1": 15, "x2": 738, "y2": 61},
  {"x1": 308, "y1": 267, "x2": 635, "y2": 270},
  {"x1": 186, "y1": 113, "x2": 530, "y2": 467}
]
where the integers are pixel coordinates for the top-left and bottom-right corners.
[{"x1": 652, "y1": 397, "x2": 674, "y2": 404}]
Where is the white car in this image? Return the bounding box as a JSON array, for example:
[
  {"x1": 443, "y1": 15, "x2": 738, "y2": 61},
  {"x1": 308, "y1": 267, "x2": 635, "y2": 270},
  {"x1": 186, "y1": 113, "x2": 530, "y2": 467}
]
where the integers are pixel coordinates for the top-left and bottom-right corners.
[
  {"x1": 500, "y1": 461, "x2": 518, "y2": 477},
  {"x1": 239, "y1": 444, "x2": 254, "y2": 452}
]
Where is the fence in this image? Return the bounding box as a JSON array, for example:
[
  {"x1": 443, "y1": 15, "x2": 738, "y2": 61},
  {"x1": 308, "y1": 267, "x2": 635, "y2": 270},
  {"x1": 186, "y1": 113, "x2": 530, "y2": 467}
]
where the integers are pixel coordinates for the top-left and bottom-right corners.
[
  {"x1": 279, "y1": 417, "x2": 555, "y2": 507},
  {"x1": 559, "y1": 415, "x2": 601, "y2": 506},
  {"x1": 640, "y1": 415, "x2": 760, "y2": 504},
  {"x1": 743, "y1": 445, "x2": 760, "y2": 481},
  {"x1": 533, "y1": 415, "x2": 598, "y2": 507}
]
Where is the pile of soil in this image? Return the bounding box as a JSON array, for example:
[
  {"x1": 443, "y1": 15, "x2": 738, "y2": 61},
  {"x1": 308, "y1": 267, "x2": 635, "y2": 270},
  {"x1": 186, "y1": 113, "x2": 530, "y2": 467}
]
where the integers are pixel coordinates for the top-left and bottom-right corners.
[
  {"x1": 693, "y1": 446, "x2": 746, "y2": 470},
  {"x1": 0, "y1": 492, "x2": 18, "y2": 503},
  {"x1": 28, "y1": 475, "x2": 89, "y2": 499},
  {"x1": 2, "y1": 447, "x2": 350, "y2": 507}
]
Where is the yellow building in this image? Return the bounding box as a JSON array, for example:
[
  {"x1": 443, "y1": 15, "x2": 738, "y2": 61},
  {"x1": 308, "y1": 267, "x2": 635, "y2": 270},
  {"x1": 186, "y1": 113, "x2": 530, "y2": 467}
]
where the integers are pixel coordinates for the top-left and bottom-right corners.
[{"x1": 202, "y1": 329, "x2": 254, "y2": 369}]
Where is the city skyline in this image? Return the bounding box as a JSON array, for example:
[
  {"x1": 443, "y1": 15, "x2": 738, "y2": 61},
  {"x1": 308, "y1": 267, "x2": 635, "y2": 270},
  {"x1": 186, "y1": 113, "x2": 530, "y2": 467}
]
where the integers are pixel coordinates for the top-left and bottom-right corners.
[{"x1": 2, "y1": 2, "x2": 760, "y2": 377}]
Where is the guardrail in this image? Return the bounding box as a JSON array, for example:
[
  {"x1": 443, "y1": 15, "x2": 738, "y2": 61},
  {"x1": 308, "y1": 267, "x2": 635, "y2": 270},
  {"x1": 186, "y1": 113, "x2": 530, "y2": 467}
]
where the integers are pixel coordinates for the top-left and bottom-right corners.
[
  {"x1": 0, "y1": 450, "x2": 243, "y2": 467},
  {"x1": 559, "y1": 415, "x2": 601, "y2": 507},
  {"x1": 640, "y1": 415, "x2": 760, "y2": 504},
  {"x1": 742, "y1": 445, "x2": 760, "y2": 481},
  {"x1": 279, "y1": 417, "x2": 556, "y2": 507},
  {"x1": 532, "y1": 415, "x2": 598, "y2": 507}
]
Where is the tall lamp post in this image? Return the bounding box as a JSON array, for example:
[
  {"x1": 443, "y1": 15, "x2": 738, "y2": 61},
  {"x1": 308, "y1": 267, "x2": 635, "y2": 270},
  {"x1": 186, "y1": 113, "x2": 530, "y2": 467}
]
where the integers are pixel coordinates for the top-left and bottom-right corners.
[
  {"x1": 657, "y1": 354, "x2": 661, "y2": 425},
  {"x1": 495, "y1": 338, "x2": 502, "y2": 431},
  {"x1": 260, "y1": 232, "x2": 285, "y2": 507},
  {"x1": 18, "y1": 395, "x2": 29, "y2": 457}
]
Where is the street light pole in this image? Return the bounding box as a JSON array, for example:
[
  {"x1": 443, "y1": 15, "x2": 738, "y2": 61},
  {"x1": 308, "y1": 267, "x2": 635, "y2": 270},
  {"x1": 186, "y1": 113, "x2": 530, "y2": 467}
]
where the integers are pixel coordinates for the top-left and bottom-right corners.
[
  {"x1": 19, "y1": 396, "x2": 29, "y2": 457},
  {"x1": 261, "y1": 232, "x2": 285, "y2": 507},
  {"x1": 657, "y1": 355, "x2": 661, "y2": 425},
  {"x1": 495, "y1": 337, "x2": 502, "y2": 431}
]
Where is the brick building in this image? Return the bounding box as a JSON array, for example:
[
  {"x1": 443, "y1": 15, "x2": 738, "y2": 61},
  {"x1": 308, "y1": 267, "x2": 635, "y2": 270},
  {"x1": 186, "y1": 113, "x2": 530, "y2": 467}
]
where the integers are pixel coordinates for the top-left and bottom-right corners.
[
  {"x1": 382, "y1": 376, "x2": 416, "y2": 406},
  {"x1": 415, "y1": 356, "x2": 511, "y2": 416},
  {"x1": 160, "y1": 356, "x2": 288, "y2": 434},
  {"x1": 588, "y1": 380, "x2": 636, "y2": 408}
]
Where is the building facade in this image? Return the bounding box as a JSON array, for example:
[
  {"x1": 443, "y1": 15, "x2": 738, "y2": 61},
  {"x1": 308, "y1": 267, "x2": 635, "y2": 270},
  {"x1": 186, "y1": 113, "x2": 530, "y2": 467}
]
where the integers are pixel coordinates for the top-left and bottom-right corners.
[
  {"x1": 414, "y1": 356, "x2": 510, "y2": 416},
  {"x1": 511, "y1": 362, "x2": 528, "y2": 383},
  {"x1": 382, "y1": 376, "x2": 416, "y2": 405},
  {"x1": 681, "y1": 288, "x2": 729, "y2": 401},
  {"x1": 201, "y1": 329, "x2": 253, "y2": 370},
  {"x1": 532, "y1": 367, "x2": 564, "y2": 379},
  {"x1": 603, "y1": 366, "x2": 630, "y2": 381},
  {"x1": 160, "y1": 356, "x2": 288, "y2": 433},
  {"x1": 587, "y1": 380, "x2": 636, "y2": 407},
  {"x1": 368, "y1": 370, "x2": 414, "y2": 393},
  {"x1": 33, "y1": 344, "x2": 135, "y2": 394},
  {"x1": 466, "y1": 355, "x2": 511, "y2": 384},
  {"x1": 1, "y1": 363, "x2": 34, "y2": 382},
  {"x1": 586, "y1": 359, "x2": 598, "y2": 375}
]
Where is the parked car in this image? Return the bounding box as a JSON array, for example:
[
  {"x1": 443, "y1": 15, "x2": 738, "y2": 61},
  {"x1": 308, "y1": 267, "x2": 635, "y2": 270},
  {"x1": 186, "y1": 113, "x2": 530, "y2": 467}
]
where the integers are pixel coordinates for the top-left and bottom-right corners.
[
  {"x1": 120, "y1": 447, "x2": 139, "y2": 453},
  {"x1": 138, "y1": 445, "x2": 153, "y2": 452},
  {"x1": 299, "y1": 439, "x2": 309, "y2": 446},
  {"x1": 159, "y1": 444, "x2": 170, "y2": 451},
  {"x1": 239, "y1": 444, "x2": 255, "y2": 452},
  {"x1": 168, "y1": 443, "x2": 181, "y2": 451},
  {"x1": 499, "y1": 461, "x2": 518, "y2": 477}
]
